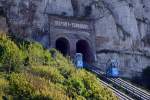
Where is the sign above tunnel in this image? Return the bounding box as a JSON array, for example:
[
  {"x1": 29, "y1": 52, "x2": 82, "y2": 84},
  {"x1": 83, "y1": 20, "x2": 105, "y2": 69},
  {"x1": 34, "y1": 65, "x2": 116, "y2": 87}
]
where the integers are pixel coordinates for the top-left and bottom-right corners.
[{"x1": 49, "y1": 15, "x2": 92, "y2": 32}]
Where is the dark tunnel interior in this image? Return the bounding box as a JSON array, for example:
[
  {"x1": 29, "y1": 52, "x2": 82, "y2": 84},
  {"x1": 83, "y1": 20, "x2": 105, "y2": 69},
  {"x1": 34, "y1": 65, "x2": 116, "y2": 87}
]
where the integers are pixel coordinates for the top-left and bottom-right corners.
[
  {"x1": 55, "y1": 38, "x2": 70, "y2": 56},
  {"x1": 76, "y1": 40, "x2": 92, "y2": 63},
  {"x1": 0, "y1": 7, "x2": 5, "y2": 16}
]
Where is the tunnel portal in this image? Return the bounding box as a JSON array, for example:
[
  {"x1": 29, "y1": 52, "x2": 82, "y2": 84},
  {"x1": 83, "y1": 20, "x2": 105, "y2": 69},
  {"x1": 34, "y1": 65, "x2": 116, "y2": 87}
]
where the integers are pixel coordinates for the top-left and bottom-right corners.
[
  {"x1": 49, "y1": 15, "x2": 96, "y2": 63},
  {"x1": 55, "y1": 37, "x2": 70, "y2": 56},
  {"x1": 76, "y1": 40, "x2": 93, "y2": 63},
  {"x1": 0, "y1": 7, "x2": 5, "y2": 17}
]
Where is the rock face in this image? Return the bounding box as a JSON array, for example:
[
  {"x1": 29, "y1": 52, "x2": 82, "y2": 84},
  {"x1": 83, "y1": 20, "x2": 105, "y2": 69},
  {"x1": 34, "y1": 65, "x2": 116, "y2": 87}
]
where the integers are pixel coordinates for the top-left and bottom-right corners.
[
  {"x1": 93, "y1": 0, "x2": 150, "y2": 77},
  {"x1": 0, "y1": 0, "x2": 150, "y2": 77},
  {"x1": 0, "y1": 16, "x2": 8, "y2": 33}
]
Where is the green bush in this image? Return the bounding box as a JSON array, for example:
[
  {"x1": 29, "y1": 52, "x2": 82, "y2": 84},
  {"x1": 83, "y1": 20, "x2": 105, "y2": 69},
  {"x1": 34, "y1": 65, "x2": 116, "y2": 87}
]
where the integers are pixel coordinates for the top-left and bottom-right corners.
[
  {"x1": 31, "y1": 66, "x2": 65, "y2": 83},
  {"x1": 0, "y1": 78, "x2": 7, "y2": 94},
  {"x1": 9, "y1": 73, "x2": 35, "y2": 98},
  {"x1": 66, "y1": 77, "x2": 86, "y2": 98},
  {"x1": 27, "y1": 42, "x2": 52, "y2": 66},
  {"x1": 0, "y1": 34, "x2": 25, "y2": 72},
  {"x1": 0, "y1": 75, "x2": 9, "y2": 99},
  {"x1": 9, "y1": 72, "x2": 70, "y2": 100},
  {"x1": 52, "y1": 52, "x2": 76, "y2": 78},
  {"x1": 67, "y1": 70, "x2": 118, "y2": 100}
]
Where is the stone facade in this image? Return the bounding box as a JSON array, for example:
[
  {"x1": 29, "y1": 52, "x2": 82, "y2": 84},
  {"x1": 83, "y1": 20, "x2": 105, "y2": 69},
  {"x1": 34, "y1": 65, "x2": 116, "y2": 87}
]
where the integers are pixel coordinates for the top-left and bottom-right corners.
[
  {"x1": 48, "y1": 15, "x2": 96, "y2": 61},
  {"x1": 0, "y1": 0, "x2": 150, "y2": 78}
]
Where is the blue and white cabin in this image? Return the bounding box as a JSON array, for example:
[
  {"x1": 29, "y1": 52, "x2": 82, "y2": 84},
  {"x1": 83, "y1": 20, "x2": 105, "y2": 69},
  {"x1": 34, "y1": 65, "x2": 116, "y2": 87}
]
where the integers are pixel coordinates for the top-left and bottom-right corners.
[
  {"x1": 74, "y1": 53, "x2": 83, "y2": 68},
  {"x1": 106, "y1": 59, "x2": 119, "y2": 78}
]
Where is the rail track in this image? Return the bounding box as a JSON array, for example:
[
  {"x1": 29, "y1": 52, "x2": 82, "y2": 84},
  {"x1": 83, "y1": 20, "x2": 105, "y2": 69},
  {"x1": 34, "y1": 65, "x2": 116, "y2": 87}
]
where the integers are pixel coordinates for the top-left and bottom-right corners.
[
  {"x1": 98, "y1": 78, "x2": 134, "y2": 100},
  {"x1": 86, "y1": 66, "x2": 150, "y2": 100},
  {"x1": 110, "y1": 78, "x2": 150, "y2": 100}
]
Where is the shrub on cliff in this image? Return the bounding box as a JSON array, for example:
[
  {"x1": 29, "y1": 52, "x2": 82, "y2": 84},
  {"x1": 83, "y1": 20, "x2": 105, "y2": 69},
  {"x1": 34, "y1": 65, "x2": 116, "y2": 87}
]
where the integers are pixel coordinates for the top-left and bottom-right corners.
[
  {"x1": 0, "y1": 73, "x2": 9, "y2": 99},
  {"x1": 27, "y1": 42, "x2": 52, "y2": 66},
  {"x1": 0, "y1": 34, "x2": 118, "y2": 100},
  {"x1": 31, "y1": 66, "x2": 65, "y2": 83},
  {"x1": 9, "y1": 73, "x2": 70, "y2": 100},
  {"x1": 65, "y1": 70, "x2": 117, "y2": 100},
  {"x1": 0, "y1": 34, "x2": 25, "y2": 72}
]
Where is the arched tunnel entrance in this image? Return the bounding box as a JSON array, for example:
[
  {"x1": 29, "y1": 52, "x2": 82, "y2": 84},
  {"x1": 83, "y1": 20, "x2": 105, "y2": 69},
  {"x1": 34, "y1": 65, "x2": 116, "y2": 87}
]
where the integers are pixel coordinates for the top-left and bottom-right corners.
[
  {"x1": 76, "y1": 40, "x2": 93, "y2": 63},
  {"x1": 0, "y1": 7, "x2": 5, "y2": 17},
  {"x1": 55, "y1": 37, "x2": 70, "y2": 56}
]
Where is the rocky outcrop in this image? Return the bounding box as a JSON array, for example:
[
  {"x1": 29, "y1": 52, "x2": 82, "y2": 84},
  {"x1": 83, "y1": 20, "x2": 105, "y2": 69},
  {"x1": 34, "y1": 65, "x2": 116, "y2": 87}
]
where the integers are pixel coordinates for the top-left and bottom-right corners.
[
  {"x1": 94, "y1": 0, "x2": 150, "y2": 77},
  {"x1": 70, "y1": 0, "x2": 150, "y2": 77},
  {"x1": 0, "y1": 0, "x2": 73, "y2": 37},
  {"x1": 0, "y1": 0, "x2": 150, "y2": 77},
  {"x1": 0, "y1": 16, "x2": 8, "y2": 33},
  {"x1": 0, "y1": 2, "x2": 8, "y2": 33}
]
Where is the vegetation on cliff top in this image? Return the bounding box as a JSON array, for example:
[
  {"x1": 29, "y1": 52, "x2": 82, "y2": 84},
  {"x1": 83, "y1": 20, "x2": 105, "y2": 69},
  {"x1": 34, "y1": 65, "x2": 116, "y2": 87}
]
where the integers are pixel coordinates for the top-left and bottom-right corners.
[{"x1": 0, "y1": 33, "x2": 118, "y2": 100}]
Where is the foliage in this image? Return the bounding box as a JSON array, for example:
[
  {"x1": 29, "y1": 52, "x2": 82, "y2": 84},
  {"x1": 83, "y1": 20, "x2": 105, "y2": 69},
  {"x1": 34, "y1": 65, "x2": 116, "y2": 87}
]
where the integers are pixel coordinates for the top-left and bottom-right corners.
[
  {"x1": 0, "y1": 34, "x2": 25, "y2": 72},
  {"x1": 0, "y1": 34, "x2": 118, "y2": 100},
  {"x1": 66, "y1": 76, "x2": 86, "y2": 97},
  {"x1": 0, "y1": 74, "x2": 9, "y2": 100},
  {"x1": 27, "y1": 42, "x2": 52, "y2": 66},
  {"x1": 9, "y1": 73, "x2": 70, "y2": 100},
  {"x1": 66, "y1": 70, "x2": 118, "y2": 100},
  {"x1": 31, "y1": 66, "x2": 65, "y2": 83}
]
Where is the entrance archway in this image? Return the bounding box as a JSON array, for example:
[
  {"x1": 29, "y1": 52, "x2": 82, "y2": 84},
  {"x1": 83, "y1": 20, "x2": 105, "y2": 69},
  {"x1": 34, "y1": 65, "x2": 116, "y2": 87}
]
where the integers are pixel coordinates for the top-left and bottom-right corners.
[
  {"x1": 76, "y1": 40, "x2": 93, "y2": 63},
  {"x1": 0, "y1": 7, "x2": 5, "y2": 17},
  {"x1": 55, "y1": 37, "x2": 70, "y2": 56}
]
